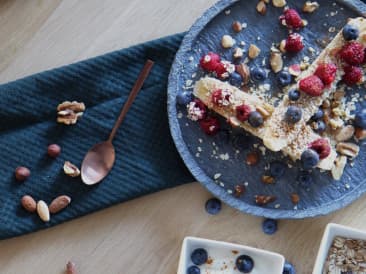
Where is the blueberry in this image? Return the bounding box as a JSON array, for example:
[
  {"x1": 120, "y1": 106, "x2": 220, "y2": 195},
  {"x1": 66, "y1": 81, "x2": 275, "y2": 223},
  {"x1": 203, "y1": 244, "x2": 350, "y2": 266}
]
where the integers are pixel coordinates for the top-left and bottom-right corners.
[
  {"x1": 285, "y1": 106, "x2": 302, "y2": 124},
  {"x1": 236, "y1": 255, "x2": 254, "y2": 273},
  {"x1": 205, "y1": 198, "x2": 222, "y2": 215},
  {"x1": 354, "y1": 108, "x2": 366, "y2": 129},
  {"x1": 283, "y1": 261, "x2": 296, "y2": 274},
  {"x1": 229, "y1": 72, "x2": 243, "y2": 86},
  {"x1": 248, "y1": 111, "x2": 264, "y2": 128},
  {"x1": 270, "y1": 161, "x2": 286, "y2": 178},
  {"x1": 301, "y1": 149, "x2": 319, "y2": 170},
  {"x1": 288, "y1": 89, "x2": 300, "y2": 101},
  {"x1": 262, "y1": 218, "x2": 278, "y2": 235},
  {"x1": 191, "y1": 248, "x2": 208, "y2": 265},
  {"x1": 313, "y1": 120, "x2": 326, "y2": 133},
  {"x1": 177, "y1": 92, "x2": 192, "y2": 105},
  {"x1": 187, "y1": 265, "x2": 200, "y2": 274},
  {"x1": 251, "y1": 67, "x2": 267, "y2": 82},
  {"x1": 297, "y1": 171, "x2": 313, "y2": 187},
  {"x1": 311, "y1": 109, "x2": 324, "y2": 121},
  {"x1": 277, "y1": 71, "x2": 292, "y2": 86},
  {"x1": 342, "y1": 24, "x2": 359, "y2": 41}
]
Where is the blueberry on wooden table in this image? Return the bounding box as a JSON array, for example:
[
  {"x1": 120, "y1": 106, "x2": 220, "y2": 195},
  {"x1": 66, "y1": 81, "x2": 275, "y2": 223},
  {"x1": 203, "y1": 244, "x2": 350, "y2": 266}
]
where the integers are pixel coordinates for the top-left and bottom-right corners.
[
  {"x1": 187, "y1": 265, "x2": 200, "y2": 274},
  {"x1": 205, "y1": 198, "x2": 222, "y2": 215},
  {"x1": 191, "y1": 248, "x2": 208, "y2": 265},
  {"x1": 236, "y1": 254, "x2": 254, "y2": 273},
  {"x1": 283, "y1": 261, "x2": 296, "y2": 274},
  {"x1": 262, "y1": 218, "x2": 278, "y2": 235}
]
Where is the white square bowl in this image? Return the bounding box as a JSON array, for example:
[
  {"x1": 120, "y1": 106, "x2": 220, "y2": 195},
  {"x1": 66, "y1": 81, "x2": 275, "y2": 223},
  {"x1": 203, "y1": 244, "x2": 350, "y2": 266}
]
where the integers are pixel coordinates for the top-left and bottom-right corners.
[
  {"x1": 313, "y1": 223, "x2": 366, "y2": 274},
  {"x1": 177, "y1": 236, "x2": 285, "y2": 274}
]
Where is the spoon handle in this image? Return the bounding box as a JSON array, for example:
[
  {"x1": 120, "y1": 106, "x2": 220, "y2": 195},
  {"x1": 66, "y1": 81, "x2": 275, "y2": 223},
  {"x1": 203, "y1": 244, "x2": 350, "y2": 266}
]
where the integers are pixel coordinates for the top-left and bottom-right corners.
[{"x1": 108, "y1": 60, "x2": 154, "y2": 142}]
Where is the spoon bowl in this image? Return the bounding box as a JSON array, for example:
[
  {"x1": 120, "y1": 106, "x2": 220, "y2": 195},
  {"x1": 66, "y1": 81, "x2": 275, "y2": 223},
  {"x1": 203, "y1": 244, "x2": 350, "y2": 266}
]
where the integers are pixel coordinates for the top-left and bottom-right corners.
[{"x1": 81, "y1": 142, "x2": 115, "y2": 185}]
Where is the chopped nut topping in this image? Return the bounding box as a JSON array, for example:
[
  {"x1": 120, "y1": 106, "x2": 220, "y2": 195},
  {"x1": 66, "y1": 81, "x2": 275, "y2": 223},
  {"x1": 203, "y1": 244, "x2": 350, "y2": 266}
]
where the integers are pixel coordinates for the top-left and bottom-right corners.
[
  {"x1": 256, "y1": 105, "x2": 271, "y2": 118},
  {"x1": 335, "y1": 125, "x2": 355, "y2": 142},
  {"x1": 303, "y1": 1, "x2": 319, "y2": 13},
  {"x1": 255, "y1": 195, "x2": 276, "y2": 205},
  {"x1": 236, "y1": 63, "x2": 250, "y2": 85},
  {"x1": 270, "y1": 51, "x2": 283, "y2": 73},
  {"x1": 234, "y1": 184, "x2": 245, "y2": 197},
  {"x1": 63, "y1": 161, "x2": 81, "y2": 177},
  {"x1": 221, "y1": 35, "x2": 235, "y2": 48},
  {"x1": 290, "y1": 193, "x2": 300, "y2": 204},
  {"x1": 256, "y1": 1, "x2": 267, "y2": 15},
  {"x1": 262, "y1": 175, "x2": 275, "y2": 184},
  {"x1": 233, "y1": 47, "x2": 244, "y2": 59},
  {"x1": 331, "y1": 156, "x2": 347, "y2": 180},
  {"x1": 57, "y1": 101, "x2": 85, "y2": 125},
  {"x1": 336, "y1": 142, "x2": 360, "y2": 158},
  {"x1": 246, "y1": 151, "x2": 260, "y2": 165},
  {"x1": 272, "y1": 0, "x2": 286, "y2": 8},
  {"x1": 248, "y1": 44, "x2": 261, "y2": 59},
  {"x1": 232, "y1": 21, "x2": 242, "y2": 33}
]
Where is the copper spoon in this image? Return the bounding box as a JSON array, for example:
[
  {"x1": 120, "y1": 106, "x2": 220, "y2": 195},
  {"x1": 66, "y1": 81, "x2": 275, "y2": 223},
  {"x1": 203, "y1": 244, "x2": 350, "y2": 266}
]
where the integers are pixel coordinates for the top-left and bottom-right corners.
[{"x1": 81, "y1": 60, "x2": 154, "y2": 185}]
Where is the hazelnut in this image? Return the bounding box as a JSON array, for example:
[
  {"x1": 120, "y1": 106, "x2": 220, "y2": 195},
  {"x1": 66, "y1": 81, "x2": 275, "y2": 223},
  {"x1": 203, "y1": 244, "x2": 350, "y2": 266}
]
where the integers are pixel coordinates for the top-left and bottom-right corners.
[
  {"x1": 48, "y1": 144, "x2": 61, "y2": 158},
  {"x1": 15, "y1": 166, "x2": 30, "y2": 181},
  {"x1": 290, "y1": 193, "x2": 300, "y2": 204},
  {"x1": 246, "y1": 151, "x2": 260, "y2": 165},
  {"x1": 232, "y1": 21, "x2": 242, "y2": 33},
  {"x1": 221, "y1": 35, "x2": 235, "y2": 48}
]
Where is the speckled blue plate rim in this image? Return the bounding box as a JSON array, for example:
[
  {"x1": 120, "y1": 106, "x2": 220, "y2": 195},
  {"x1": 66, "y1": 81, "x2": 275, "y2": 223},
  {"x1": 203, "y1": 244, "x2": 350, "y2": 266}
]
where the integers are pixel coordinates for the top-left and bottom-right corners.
[{"x1": 168, "y1": 0, "x2": 366, "y2": 219}]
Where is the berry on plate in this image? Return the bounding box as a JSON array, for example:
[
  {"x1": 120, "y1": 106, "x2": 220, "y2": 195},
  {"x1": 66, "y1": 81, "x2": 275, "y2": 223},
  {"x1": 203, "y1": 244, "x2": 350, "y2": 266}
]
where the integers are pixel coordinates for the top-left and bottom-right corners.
[
  {"x1": 199, "y1": 52, "x2": 220, "y2": 71},
  {"x1": 339, "y1": 41, "x2": 365, "y2": 66},
  {"x1": 199, "y1": 116, "x2": 220, "y2": 135},
  {"x1": 177, "y1": 91, "x2": 192, "y2": 105},
  {"x1": 211, "y1": 89, "x2": 232, "y2": 106},
  {"x1": 214, "y1": 62, "x2": 230, "y2": 80},
  {"x1": 236, "y1": 255, "x2": 254, "y2": 273},
  {"x1": 355, "y1": 108, "x2": 366, "y2": 129},
  {"x1": 284, "y1": 33, "x2": 304, "y2": 53},
  {"x1": 301, "y1": 149, "x2": 320, "y2": 169},
  {"x1": 191, "y1": 248, "x2": 208, "y2": 265},
  {"x1": 205, "y1": 198, "x2": 222, "y2": 215},
  {"x1": 288, "y1": 89, "x2": 300, "y2": 101},
  {"x1": 311, "y1": 109, "x2": 324, "y2": 121},
  {"x1": 312, "y1": 120, "x2": 326, "y2": 133},
  {"x1": 187, "y1": 265, "x2": 200, "y2": 274},
  {"x1": 236, "y1": 104, "x2": 252, "y2": 122},
  {"x1": 285, "y1": 106, "x2": 302, "y2": 124},
  {"x1": 342, "y1": 65, "x2": 363, "y2": 86},
  {"x1": 262, "y1": 218, "x2": 278, "y2": 235},
  {"x1": 248, "y1": 111, "x2": 264, "y2": 127},
  {"x1": 277, "y1": 71, "x2": 292, "y2": 86},
  {"x1": 280, "y1": 8, "x2": 304, "y2": 29},
  {"x1": 187, "y1": 99, "x2": 207, "y2": 121},
  {"x1": 250, "y1": 67, "x2": 267, "y2": 82},
  {"x1": 342, "y1": 24, "x2": 359, "y2": 41},
  {"x1": 299, "y1": 75, "x2": 324, "y2": 96},
  {"x1": 314, "y1": 63, "x2": 337, "y2": 85},
  {"x1": 309, "y1": 138, "x2": 331, "y2": 159},
  {"x1": 229, "y1": 71, "x2": 243, "y2": 86},
  {"x1": 283, "y1": 261, "x2": 296, "y2": 274}
]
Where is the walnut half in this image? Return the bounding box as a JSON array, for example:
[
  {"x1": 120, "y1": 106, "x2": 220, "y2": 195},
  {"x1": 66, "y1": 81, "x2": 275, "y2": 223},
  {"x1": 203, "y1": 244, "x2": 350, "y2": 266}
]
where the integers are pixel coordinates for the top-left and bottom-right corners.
[{"x1": 57, "y1": 101, "x2": 85, "y2": 125}]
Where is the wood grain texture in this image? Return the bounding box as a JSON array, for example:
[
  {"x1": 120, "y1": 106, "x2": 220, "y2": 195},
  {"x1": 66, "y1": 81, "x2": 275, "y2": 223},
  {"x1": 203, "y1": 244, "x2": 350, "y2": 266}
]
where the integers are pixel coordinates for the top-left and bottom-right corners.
[{"x1": 0, "y1": 1, "x2": 366, "y2": 274}]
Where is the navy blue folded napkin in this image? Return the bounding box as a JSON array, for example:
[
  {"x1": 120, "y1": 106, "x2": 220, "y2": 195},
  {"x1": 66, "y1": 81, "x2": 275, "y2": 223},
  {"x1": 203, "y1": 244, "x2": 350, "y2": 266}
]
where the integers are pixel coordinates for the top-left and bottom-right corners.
[{"x1": 0, "y1": 33, "x2": 194, "y2": 239}]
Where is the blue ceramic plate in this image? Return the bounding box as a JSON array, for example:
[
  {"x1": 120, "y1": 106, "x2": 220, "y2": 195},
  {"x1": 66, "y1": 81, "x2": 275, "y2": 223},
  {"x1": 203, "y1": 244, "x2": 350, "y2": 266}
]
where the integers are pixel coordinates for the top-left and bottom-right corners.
[{"x1": 168, "y1": 0, "x2": 366, "y2": 219}]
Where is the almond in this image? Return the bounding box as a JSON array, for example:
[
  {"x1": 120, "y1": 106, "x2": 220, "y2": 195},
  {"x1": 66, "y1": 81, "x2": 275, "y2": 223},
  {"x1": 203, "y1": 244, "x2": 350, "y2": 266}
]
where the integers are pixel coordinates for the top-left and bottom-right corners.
[
  {"x1": 49, "y1": 195, "x2": 71, "y2": 214},
  {"x1": 221, "y1": 35, "x2": 235, "y2": 48},
  {"x1": 236, "y1": 63, "x2": 250, "y2": 85},
  {"x1": 331, "y1": 156, "x2": 347, "y2": 180},
  {"x1": 256, "y1": 1, "x2": 267, "y2": 15},
  {"x1": 64, "y1": 161, "x2": 80, "y2": 177},
  {"x1": 248, "y1": 44, "x2": 261, "y2": 59},
  {"x1": 272, "y1": 0, "x2": 286, "y2": 7},
  {"x1": 303, "y1": 1, "x2": 319, "y2": 13},
  {"x1": 21, "y1": 195, "x2": 37, "y2": 213},
  {"x1": 270, "y1": 51, "x2": 283, "y2": 73},
  {"x1": 37, "y1": 200, "x2": 50, "y2": 222}
]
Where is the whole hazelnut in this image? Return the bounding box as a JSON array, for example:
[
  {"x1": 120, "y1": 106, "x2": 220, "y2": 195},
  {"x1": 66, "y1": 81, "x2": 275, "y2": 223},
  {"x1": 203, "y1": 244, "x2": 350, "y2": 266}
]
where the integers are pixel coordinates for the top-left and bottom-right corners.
[
  {"x1": 48, "y1": 144, "x2": 61, "y2": 158},
  {"x1": 232, "y1": 21, "x2": 242, "y2": 33},
  {"x1": 15, "y1": 166, "x2": 30, "y2": 181}
]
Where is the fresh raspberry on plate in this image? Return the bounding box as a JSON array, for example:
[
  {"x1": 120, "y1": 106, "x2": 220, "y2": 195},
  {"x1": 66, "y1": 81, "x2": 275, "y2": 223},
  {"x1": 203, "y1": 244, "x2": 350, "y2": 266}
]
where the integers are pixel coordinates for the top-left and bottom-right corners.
[
  {"x1": 284, "y1": 33, "x2": 304, "y2": 53},
  {"x1": 308, "y1": 138, "x2": 331, "y2": 159},
  {"x1": 187, "y1": 99, "x2": 207, "y2": 121},
  {"x1": 199, "y1": 52, "x2": 220, "y2": 71},
  {"x1": 199, "y1": 116, "x2": 220, "y2": 135},
  {"x1": 280, "y1": 8, "x2": 303, "y2": 29},
  {"x1": 236, "y1": 104, "x2": 251, "y2": 122},
  {"x1": 342, "y1": 65, "x2": 363, "y2": 86},
  {"x1": 339, "y1": 41, "x2": 365, "y2": 66},
  {"x1": 211, "y1": 89, "x2": 231, "y2": 106},
  {"x1": 314, "y1": 63, "x2": 337, "y2": 85},
  {"x1": 299, "y1": 75, "x2": 324, "y2": 96},
  {"x1": 214, "y1": 62, "x2": 230, "y2": 79}
]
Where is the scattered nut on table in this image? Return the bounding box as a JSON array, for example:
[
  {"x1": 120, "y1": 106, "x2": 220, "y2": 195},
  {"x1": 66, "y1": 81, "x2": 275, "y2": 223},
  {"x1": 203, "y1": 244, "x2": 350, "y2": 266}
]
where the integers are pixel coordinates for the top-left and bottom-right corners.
[
  {"x1": 57, "y1": 101, "x2": 85, "y2": 125},
  {"x1": 63, "y1": 161, "x2": 81, "y2": 177},
  {"x1": 232, "y1": 21, "x2": 242, "y2": 33},
  {"x1": 37, "y1": 200, "x2": 50, "y2": 222},
  {"x1": 49, "y1": 195, "x2": 71, "y2": 214},
  {"x1": 272, "y1": 0, "x2": 286, "y2": 7},
  {"x1": 236, "y1": 63, "x2": 250, "y2": 85},
  {"x1": 256, "y1": 1, "x2": 267, "y2": 15},
  {"x1": 233, "y1": 47, "x2": 243, "y2": 59},
  {"x1": 248, "y1": 44, "x2": 261, "y2": 59},
  {"x1": 21, "y1": 195, "x2": 37, "y2": 213},
  {"x1": 270, "y1": 50, "x2": 283, "y2": 73},
  {"x1": 303, "y1": 1, "x2": 319, "y2": 13},
  {"x1": 221, "y1": 35, "x2": 235, "y2": 48}
]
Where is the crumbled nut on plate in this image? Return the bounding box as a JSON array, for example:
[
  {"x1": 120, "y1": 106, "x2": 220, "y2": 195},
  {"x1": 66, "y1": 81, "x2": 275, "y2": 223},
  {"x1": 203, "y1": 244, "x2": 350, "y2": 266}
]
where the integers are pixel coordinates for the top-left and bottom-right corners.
[
  {"x1": 256, "y1": 1, "x2": 267, "y2": 15},
  {"x1": 272, "y1": 0, "x2": 286, "y2": 8},
  {"x1": 221, "y1": 35, "x2": 235, "y2": 48},
  {"x1": 248, "y1": 44, "x2": 261, "y2": 59}
]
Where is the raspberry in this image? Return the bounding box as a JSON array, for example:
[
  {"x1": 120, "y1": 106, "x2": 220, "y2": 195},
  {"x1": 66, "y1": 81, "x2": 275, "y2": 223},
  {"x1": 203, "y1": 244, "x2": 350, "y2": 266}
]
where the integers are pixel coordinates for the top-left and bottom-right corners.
[
  {"x1": 199, "y1": 52, "x2": 220, "y2": 72},
  {"x1": 342, "y1": 65, "x2": 363, "y2": 86},
  {"x1": 308, "y1": 138, "x2": 331, "y2": 159},
  {"x1": 199, "y1": 116, "x2": 220, "y2": 135},
  {"x1": 339, "y1": 41, "x2": 365, "y2": 66},
  {"x1": 299, "y1": 75, "x2": 324, "y2": 96},
  {"x1": 285, "y1": 33, "x2": 304, "y2": 53},
  {"x1": 211, "y1": 89, "x2": 232, "y2": 106},
  {"x1": 314, "y1": 63, "x2": 337, "y2": 85},
  {"x1": 187, "y1": 99, "x2": 207, "y2": 121},
  {"x1": 214, "y1": 62, "x2": 230, "y2": 79},
  {"x1": 236, "y1": 104, "x2": 251, "y2": 122},
  {"x1": 280, "y1": 9, "x2": 303, "y2": 29}
]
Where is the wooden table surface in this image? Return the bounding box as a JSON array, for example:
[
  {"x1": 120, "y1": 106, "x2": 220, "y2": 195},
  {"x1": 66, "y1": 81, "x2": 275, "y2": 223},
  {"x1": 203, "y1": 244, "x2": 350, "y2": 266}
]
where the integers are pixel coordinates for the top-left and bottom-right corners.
[{"x1": 1, "y1": 1, "x2": 366, "y2": 273}]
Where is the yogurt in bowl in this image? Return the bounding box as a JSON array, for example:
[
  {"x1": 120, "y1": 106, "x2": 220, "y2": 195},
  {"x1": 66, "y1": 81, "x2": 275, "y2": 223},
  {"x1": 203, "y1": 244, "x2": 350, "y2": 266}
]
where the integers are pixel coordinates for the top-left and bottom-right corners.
[{"x1": 177, "y1": 236, "x2": 285, "y2": 274}]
